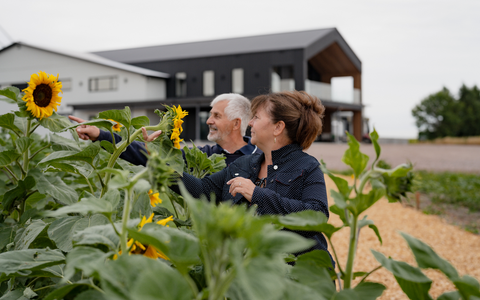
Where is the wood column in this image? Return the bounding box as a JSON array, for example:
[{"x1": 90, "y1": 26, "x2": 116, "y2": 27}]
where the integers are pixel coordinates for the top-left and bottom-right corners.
[{"x1": 353, "y1": 110, "x2": 362, "y2": 141}]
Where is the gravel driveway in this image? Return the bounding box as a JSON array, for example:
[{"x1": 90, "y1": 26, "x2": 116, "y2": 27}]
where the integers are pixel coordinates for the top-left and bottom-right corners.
[{"x1": 305, "y1": 143, "x2": 480, "y2": 173}]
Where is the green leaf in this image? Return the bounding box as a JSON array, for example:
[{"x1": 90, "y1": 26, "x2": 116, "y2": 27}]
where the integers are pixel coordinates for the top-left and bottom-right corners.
[
  {"x1": 43, "y1": 281, "x2": 97, "y2": 300},
  {"x1": 280, "y1": 280, "x2": 328, "y2": 300},
  {"x1": 452, "y1": 275, "x2": 480, "y2": 299},
  {"x1": 274, "y1": 210, "x2": 341, "y2": 239},
  {"x1": 73, "y1": 224, "x2": 119, "y2": 251},
  {"x1": 437, "y1": 291, "x2": 461, "y2": 300},
  {"x1": 48, "y1": 214, "x2": 109, "y2": 252},
  {"x1": 399, "y1": 232, "x2": 458, "y2": 280},
  {"x1": 354, "y1": 282, "x2": 387, "y2": 300},
  {"x1": 0, "y1": 249, "x2": 65, "y2": 278},
  {"x1": 342, "y1": 131, "x2": 369, "y2": 177},
  {"x1": 131, "y1": 116, "x2": 150, "y2": 129},
  {"x1": 0, "y1": 113, "x2": 22, "y2": 135},
  {"x1": 370, "y1": 127, "x2": 381, "y2": 166},
  {"x1": 15, "y1": 137, "x2": 33, "y2": 155},
  {"x1": 100, "y1": 140, "x2": 115, "y2": 154},
  {"x1": 261, "y1": 229, "x2": 315, "y2": 255},
  {"x1": 2, "y1": 176, "x2": 36, "y2": 211},
  {"x1": 320, "y1": 162, "x2": 352, "y2": 199},
  {"x1": 74, "y1": 290, "x2": 107, "y2": 300},
  {"x1": 38, "y1": 141, "x2": 101, "y2": 166},
  {"x1": 63, "y1": 246, "x2": 113, "y2": 281},
  {"x1": 98, "y1": 255, "x2": 193, "y2": 300},
  {"x1": 43, "y1": 193, "x2": 116, "y2": 218},
  {"x1": 127, "y1": 223, "x2": 200, "y2": 270},
  {"x1": 14, "y1": 219, "x2": 48, "y2": 250},
  {"x1": 349, "y1": 188, "x2": 385, "y2": 217},
  {"x1": 0, "y1": 225, "x2": 15, "y2": 251},
  {"x1": 49, "y1": 133, "x2": 81, "y2": 151},
  {"x1": 39, "y1": 111, "x2": 74, "y2": 133},
  {"x1": 372, "y1": 249, "x2": 433, "y2": 300},
  {"x1": 0, "y1": 289, "x2": 23, "y2": 299},
  {"x1": 330, "y1": 190, "x2": 348, "y2": 209},
  {"x1": 34, "y1": 172, "x2": 78, "y2": 205},
  {"x1": 296, "y1": 249, "x2": 335, "y2": 271},
  {"x1": 0, "y1": 149, "x2": 20, "y2": 167},
  {"x1": 362, "y1": 220, "x2": 382, "y2": 245},
  {"x1": 291, "y1": 257, "x2": 336, "y2": 299},
  {"x1": 98, "y1": 107, "x2": 132, "y2": 129},
  {"x1": 0, "y1": 86, "x2": 20, "y2": 103}
]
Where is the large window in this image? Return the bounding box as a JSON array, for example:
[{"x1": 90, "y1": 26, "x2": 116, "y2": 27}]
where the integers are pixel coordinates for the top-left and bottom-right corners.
[
  {"x1": 232, "y1": 68, "x2": 244, "y2": 94},
  {"x1": 175, "y1": 72, "x2": 187, "y2": 97},
  {"x1": 271, "y1": 66, "x2": 295, "y2": 92},
  {"x1": 89, "y1": 76, "x2": 118, "y2": 92},
  {"x1": 203, "y1": 70, "x2": 215, "y2": 96}
]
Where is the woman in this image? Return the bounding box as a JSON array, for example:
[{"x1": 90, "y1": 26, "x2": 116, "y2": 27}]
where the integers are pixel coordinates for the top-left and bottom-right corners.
[{"x1": 175, "y1": 90, "x2": 330, "y2": 257}]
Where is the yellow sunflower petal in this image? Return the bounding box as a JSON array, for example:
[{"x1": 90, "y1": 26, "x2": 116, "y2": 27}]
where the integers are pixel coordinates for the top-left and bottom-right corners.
[{"x1": 156, "y1": 215, "x2": 174, "y2": 226}]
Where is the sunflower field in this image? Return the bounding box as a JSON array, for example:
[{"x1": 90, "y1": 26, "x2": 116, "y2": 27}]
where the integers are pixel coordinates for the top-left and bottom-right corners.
[{"x1": 1, "y1": 72, "x2": 480, "y2": 300}]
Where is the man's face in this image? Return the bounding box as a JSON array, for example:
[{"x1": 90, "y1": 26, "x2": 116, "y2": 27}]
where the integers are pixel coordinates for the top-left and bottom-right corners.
[{"x1": 206, "y1": 100, "x2": 235, "y2": 144}]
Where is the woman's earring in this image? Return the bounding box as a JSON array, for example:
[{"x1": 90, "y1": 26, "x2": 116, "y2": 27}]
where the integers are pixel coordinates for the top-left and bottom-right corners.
[{"x1": 274, "y1": 137, "x2": 276, "y2": 143}]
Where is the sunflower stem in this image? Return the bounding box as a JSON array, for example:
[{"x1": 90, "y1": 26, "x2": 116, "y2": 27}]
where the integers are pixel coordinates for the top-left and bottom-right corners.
[
  {"x1": 4, "y1": 166, "x2": 19, "y2": 184},
  {"x1": 120, "y1": 188, "x2": 134, "y2": 256},
  {"x1": 29, "y1": 144, "x2": 50, "y2": 161},
  {"x1": 22, "y1": 119, "x2": 32, "y2": 175}
]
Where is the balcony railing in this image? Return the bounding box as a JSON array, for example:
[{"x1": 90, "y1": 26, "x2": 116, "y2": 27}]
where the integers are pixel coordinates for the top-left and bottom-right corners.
[{"x1": 305, "y1": 80, "x2": 361, "y2": 104}]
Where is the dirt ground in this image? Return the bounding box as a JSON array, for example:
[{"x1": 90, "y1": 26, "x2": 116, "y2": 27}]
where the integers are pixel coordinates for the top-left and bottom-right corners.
[{"x1": 307, "y1": 143, "x2": 480, "y2": 299}]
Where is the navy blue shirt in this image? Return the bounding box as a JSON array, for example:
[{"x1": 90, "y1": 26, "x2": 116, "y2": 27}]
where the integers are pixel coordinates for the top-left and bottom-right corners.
[
  {"x1": 172, "y1": 143, "x2": 331, "y2": 258},
  {"x1": 96, "y1": 130, "x2": 260, "y2": 166}
]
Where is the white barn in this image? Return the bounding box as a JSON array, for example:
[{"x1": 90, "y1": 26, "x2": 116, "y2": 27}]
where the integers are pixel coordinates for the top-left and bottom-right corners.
[{"x1": 0, "y1": 42, "x2": 169, "y2": 123}]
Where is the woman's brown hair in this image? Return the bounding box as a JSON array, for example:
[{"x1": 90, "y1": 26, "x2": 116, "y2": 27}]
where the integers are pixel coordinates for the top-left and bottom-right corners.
[{"x1": 251, "y1": 90, "x2": 325, "y2": 149}]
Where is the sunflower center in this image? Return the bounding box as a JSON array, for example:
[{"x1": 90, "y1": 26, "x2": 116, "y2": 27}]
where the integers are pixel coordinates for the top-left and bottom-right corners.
[{"x1": 32, "y1": 84, "x2": 53, "y2": 107}]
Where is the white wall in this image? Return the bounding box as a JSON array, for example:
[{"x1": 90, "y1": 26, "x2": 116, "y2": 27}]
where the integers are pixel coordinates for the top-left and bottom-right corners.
[{"x1": 0, "y1": 45, "x2": 166, "y2": 115}]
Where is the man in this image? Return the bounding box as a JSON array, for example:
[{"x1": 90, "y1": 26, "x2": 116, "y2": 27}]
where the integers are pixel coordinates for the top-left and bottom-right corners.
[{"x1": 68, "y1": 93, "x2": 259, "y2": 166}]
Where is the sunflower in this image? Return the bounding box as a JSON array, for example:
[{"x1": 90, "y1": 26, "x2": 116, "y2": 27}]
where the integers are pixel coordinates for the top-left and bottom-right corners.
[
  {"x1": 107, "y1": 119, "x2": 123, "y2": 132},
  {"x1": 148, "y1": 189, "x2": 162, "y2": 207},
  {"x1": 114, "y1": 214, "x2": 174, "y2": 260},
  {"x1": 22, "y1": 71, "x2": 62, "y2": 119},
  {"x1": 170, "y1": 105, "x2": 188, "y2": 149}
]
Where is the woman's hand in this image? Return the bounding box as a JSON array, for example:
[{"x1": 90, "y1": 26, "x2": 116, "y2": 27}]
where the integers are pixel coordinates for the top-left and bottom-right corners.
[{"x1": 227, "y1": 177, "x2": 255, "y2": 202}]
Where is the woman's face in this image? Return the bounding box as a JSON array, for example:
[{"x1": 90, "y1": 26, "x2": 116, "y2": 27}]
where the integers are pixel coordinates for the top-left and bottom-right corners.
[{"x1": 248, "y1": 105, "x2": 276, "y2": 148}]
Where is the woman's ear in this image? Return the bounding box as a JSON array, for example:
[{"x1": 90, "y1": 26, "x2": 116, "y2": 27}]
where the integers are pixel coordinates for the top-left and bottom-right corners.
[{"x1": 274, "y1": 121, "x2": 286, "y2": 135}]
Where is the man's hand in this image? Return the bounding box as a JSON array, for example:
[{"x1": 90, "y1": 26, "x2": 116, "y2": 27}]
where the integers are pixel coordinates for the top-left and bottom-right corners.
[
  {"x1": 69, "y1": 115, "x2": 163, "y2": 143},
  {"x1": 68, "y1": 115, "x2": 100, "y2": 141},
  {"x1": 142, "y1": 127, "x2": 163, "y2": 142}
]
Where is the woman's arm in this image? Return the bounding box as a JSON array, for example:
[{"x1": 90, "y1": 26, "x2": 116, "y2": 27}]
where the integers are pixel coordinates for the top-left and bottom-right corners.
[
  {"x1": 250, "y1": 165, "x2": 329, "y2": 218},
  {"x1": 170, "y1": 168, "x2": 228, "y2": 202}
]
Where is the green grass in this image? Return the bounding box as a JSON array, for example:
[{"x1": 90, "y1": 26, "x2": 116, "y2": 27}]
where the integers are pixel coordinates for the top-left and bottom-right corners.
[{"x1": 416, "y1": 171, "x2": 480, "y2": 211}]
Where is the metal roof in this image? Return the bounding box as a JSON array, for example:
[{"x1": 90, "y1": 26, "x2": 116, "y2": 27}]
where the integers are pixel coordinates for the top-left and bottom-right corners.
[
  {"x1": 0, "y1": 42, "x2": 170, "y2": 78},
  {"x1": 93, "y1": 28, "x2": 342, "y2": 64}
]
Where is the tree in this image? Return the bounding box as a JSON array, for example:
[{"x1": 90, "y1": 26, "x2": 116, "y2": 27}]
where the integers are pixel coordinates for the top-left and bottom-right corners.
[
  {"x1": 457, "y1": 85, "x2": 480, "y2": 137},
  {"x1": 412, "y1": 85, "x2": 480, "y2": 140},
  {"x1": 412, "y1": 87, "x2": 461, "y2": 140}
]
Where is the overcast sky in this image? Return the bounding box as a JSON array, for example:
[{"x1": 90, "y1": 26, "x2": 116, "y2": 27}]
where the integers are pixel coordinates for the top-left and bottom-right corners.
[{"x1": 1, "y1": 0, "x2": 479, "y2": 138}]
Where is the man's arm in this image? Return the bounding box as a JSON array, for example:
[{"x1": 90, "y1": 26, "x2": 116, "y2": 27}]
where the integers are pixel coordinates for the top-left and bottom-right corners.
[{"x1": 68, "y1": 115, "x2": 163, "y2": 166}]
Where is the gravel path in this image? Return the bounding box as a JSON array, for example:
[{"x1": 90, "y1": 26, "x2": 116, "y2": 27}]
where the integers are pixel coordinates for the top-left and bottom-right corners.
[{"x1": 305, "y1": 143, "x2": 480, "y2": 173}]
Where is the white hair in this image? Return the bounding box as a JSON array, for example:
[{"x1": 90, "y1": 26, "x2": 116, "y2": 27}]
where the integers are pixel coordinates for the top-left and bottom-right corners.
[{"x1": 211, "y1": 93, "x2": 251, "y2": 136}]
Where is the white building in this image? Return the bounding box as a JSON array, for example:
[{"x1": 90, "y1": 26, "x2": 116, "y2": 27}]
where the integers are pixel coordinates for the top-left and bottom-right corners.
[{"x1": 0, "y1": 42, "x2": 169, "y2": 123}]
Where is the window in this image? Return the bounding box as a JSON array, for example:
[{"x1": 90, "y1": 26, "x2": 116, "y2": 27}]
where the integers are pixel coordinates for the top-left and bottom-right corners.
[
  {"x1": 9, "y1": 83, "x2": 28, "y2": 90},
  {"x1": 89, "y1": 76, "x2": 118, "y2": 92},
  {"x1": 232, "y1": 68, "x2": 244, "y2": 94},
  {"x1": 271, "y1": 66, "x2": 295, "y2": 92},
  {"x1": 175, "y1": 72, "x2": 187, "y2": 97},
  {"x1": 60, "y1": 78, "x2": 72, "y2": 91},
  {"x1": 203, "y1": 70, "x2": 214, "y2": 96}
]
